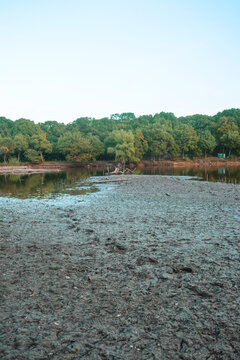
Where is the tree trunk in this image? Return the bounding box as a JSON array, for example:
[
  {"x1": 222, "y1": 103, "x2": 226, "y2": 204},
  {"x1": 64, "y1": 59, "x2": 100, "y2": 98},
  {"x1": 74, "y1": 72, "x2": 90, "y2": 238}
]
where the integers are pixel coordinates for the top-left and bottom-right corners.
[
  {"x1": 4, "y1": 153, "x2": 6, "y2": 164},
  {"x1": 40, "y1": 151, "x2": 43, "y2": 162},
  {"x1": 18, "y1": 152, "x2": 20, "y2": 161},
  {"x1": 182, "y1": 149, "x2": 184, "y2": 159}
]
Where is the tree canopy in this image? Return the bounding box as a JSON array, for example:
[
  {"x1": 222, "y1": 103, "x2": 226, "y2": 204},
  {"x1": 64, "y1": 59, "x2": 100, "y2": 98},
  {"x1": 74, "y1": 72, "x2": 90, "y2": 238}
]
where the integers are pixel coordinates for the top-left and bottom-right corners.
[{"x1": 0, "y1": 108, "x2": 240, "y2": 164}]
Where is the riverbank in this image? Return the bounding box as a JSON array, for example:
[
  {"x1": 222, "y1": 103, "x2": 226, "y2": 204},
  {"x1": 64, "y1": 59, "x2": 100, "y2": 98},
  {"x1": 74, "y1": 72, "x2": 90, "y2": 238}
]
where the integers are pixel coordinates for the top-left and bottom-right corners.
[
  {"x1": 1, "y1": 157, "x2": 240, "y2": 175},
  {"x1": 139, "y1": 158, "x2": 240, "y2": 168},
  {"x1": 0, "y1": 176, "x2": 239, "y2": 359}
]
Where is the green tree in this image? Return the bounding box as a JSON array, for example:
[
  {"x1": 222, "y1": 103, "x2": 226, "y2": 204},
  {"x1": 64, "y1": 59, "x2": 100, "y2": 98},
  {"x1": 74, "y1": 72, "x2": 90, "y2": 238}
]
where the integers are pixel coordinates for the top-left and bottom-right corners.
[
  {"x1": 145, "y1": 127, "x2": 178, "y2": 159},
  {"x1": 25, "y1": 149, "x2": 42, "y2": 163},
  {"x1": 14, "y1": 134, "x2": 29, "y2": 161},
  {"x1": 179, "y1": 114, "x2": 212, "y2": 131},
  {"x1": 119, "y1": 113, "x2": 136, "y2": 122},
  {"x1": 87, "y1": 135, "x2": 105, "y2": 160},
  {"x1": 39, "y1": 121, "x2": 66, "y2": 159},
  {"x1": 67, "y1": 117, "x2": 92, "y2": 135},
  {"x1": 110, "y1": 113, "x2": 121, "y2": 120},
  {"x1": 58, "y1": 131, "x2": 92, "y2": 162},
  {"x1": 174, "y1": 124, "x2": 199, "y2": 158},
  {"x1": 13, "y1": 118, "x2": 42, "y2": 137},
  {"x1": 30, "y1": 134, "x2": 52, "y2": 162},
  {"x1": 1, "y1": 108, "x2": 240, "y2": 163},
  {"x1": 217, "y1": 116, "x2": 238, "y2": 134},
  {"x1": 214, "y1": 109, "x2": 240, "y2": 129},
  {"x1": 220, "y1": 131, "x2": 240, "y2": 156},
  {"x1": 0, "y1": 137, "x2": 16, "y2": 163},
  {"x1": 198, "y1": 130, "x2": 216, "y2": 158},
  {"x1": 107, "y1": 130, "x2": 137, "y2": 166},
  {"x1": 0, "y1": 117, "x2": 14, "y2": 137},
  {"x1": 217, "y1": 116, "x2": 239, "y2": 153},
  {"x1": 134, "y1": 130, "x2": 148, "y2": 161}
]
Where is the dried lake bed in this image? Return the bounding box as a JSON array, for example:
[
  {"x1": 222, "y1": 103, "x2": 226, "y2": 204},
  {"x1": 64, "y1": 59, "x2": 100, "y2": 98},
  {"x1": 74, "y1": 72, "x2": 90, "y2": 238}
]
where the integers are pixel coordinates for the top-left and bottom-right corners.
[{"x1": 0, "y1": 175, "x2": 240, "y2": 359}]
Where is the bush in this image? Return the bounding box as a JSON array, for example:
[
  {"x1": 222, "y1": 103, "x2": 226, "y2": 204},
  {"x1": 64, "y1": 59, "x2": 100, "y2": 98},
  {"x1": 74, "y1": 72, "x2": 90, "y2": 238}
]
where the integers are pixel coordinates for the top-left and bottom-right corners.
[
  {"x1": 8, "y1": 157, "x2": 20, "y2": 165},
  {"x1": 25, "y1": 149, "x2": 42, "y2": 163},
  {"x1": 228, "y1": 155, "x2": 239, "y2": 160}
]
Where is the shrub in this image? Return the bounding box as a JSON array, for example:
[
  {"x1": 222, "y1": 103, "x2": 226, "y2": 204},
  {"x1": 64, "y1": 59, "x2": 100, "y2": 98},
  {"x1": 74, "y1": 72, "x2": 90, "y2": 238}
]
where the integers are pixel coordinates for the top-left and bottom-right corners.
[
  {"x1": 25, "y1": 149, "x2": 42, "y2": 163},
  {"x1": 8, "y1": 157, "x2": 20, "y2": 165}
]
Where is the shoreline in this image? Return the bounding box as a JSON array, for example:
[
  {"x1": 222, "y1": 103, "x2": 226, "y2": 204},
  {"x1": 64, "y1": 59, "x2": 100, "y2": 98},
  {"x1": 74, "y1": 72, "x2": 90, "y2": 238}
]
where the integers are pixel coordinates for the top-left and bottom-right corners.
[
  {"x1": 0, "y1": 166, "x2": 62, "y2": 175},
  {"x1": 137, "y1": 158, "x2": 240, "y2": 168},
  {"x1": 0, "y1": 158, "x2": 240, "y2": 175}
]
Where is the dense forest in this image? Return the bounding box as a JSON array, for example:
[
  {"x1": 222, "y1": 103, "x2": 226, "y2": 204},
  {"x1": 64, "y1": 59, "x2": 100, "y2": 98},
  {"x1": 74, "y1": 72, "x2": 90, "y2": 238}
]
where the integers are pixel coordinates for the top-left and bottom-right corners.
[{"x1": 0, "y1": 109, "x2": 240, "y2": 164}]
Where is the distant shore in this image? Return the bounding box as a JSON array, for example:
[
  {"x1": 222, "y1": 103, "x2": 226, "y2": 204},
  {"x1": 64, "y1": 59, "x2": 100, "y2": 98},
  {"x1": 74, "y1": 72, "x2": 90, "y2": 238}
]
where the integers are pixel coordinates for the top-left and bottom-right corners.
[
  {"x1": 0, "y1": 158, "x2": 240, "y2": 175},
  {"x1": 137, "y1": 158, "x2": 240, "y2": 168}
]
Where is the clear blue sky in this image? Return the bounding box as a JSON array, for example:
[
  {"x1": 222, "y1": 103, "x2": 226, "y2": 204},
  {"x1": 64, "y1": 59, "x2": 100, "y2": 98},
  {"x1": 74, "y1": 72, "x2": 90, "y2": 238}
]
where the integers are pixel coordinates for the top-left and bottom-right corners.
[{"x1": 0, "y1": 0, "x2": 239, "y2": 123}]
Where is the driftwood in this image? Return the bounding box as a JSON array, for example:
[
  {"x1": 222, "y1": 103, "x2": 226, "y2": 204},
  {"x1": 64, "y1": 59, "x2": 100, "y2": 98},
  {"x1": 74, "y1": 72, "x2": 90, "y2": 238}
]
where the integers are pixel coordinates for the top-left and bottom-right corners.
[
  {"x1": 94, "y1": 178, "x2": 130, "y2": 184},
  {"x1": 106, "y1": 167, "x2": 136, "y2": 175}
]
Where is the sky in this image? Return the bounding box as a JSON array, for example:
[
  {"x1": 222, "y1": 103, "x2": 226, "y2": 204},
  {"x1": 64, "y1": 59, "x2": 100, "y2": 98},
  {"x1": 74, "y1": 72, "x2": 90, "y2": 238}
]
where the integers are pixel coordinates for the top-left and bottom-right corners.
[{"x1": 0, "y1": 0, "x2": 240, "y2": 123}]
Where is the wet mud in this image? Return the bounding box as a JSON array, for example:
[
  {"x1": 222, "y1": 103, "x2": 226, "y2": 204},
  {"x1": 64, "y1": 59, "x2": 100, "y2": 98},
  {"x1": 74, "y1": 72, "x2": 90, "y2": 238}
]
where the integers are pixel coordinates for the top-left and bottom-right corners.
[{"x1": 0, "y1": 176, "x2": 240, "y2": 359}]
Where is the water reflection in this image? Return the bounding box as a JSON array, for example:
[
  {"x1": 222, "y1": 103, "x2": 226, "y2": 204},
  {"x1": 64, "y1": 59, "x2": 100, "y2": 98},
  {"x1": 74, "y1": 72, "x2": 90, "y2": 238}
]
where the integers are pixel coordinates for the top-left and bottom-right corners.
[
  {"x1": 0, "y1": 170, "x2": 100, "y2": 199},
  {"x1": 0, "y1": 166, "x2": 239, "y2": 199},
  {"x1": 137, "y1": 166, "x2": 240, "y2": 184}
]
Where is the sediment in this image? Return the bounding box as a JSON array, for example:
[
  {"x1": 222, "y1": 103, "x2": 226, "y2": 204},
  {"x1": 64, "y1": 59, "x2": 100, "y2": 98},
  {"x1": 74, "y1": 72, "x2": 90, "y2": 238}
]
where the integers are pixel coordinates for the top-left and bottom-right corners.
[{"x1": 0, "y1": 176, "x2": 239, "y2": 359}]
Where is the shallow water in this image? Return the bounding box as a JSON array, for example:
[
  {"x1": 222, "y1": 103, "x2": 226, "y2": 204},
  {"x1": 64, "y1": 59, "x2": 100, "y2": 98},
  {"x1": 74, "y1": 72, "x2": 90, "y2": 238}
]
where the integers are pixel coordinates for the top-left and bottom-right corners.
[
  {"x1": 135, "y1": 165, "x2": 240, "y2": 183},
  {"x1": 0, "y1": 166, "x2": 239, "y2": 199}
]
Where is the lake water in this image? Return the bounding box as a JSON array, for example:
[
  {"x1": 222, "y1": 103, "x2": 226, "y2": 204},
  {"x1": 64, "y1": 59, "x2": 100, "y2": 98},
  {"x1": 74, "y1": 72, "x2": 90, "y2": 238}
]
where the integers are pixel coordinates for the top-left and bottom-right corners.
[{"x1": 0, "y1": 166, "x2": 239, "y2": 199}]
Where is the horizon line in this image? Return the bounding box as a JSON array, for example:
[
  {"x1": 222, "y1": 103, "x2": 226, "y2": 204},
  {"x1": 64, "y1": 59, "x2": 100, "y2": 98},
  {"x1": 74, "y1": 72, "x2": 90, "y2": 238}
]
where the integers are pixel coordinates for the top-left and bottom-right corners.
[{"x1": 1, "y1": 107, "x2": 240, "y2": 124}]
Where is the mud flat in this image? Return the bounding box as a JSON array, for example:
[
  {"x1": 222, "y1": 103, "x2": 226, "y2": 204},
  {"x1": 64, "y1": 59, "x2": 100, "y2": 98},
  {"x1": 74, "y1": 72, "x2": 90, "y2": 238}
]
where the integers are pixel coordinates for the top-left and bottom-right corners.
[{"x1": 0, "y1": 176, "x2": 240, "y2": 359}]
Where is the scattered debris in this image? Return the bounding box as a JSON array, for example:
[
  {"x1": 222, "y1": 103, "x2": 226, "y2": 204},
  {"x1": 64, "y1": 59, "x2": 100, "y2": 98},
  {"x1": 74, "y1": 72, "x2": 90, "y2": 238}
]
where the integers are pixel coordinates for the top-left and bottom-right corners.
[{"x1": 107, "y1": 167, "x2": 136, "y2": 175}]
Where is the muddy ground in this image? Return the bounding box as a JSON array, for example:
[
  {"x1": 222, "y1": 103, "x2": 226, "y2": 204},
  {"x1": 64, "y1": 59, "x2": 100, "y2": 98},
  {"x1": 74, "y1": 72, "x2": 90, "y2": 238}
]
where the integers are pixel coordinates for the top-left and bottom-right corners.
[{"x1": 0, "y1": 175, "x2": 240, "y2": 359}]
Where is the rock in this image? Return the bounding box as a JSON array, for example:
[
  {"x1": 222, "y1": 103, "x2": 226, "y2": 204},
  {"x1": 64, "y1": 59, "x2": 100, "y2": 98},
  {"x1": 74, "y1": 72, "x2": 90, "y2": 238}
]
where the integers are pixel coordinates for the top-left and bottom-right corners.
[
  {"x1": 173, "y1": 266, "x2": 193, "y2": 273},
  {"x1": 136, "y1": 256, "x2": 158, "y2": 266},
  {"x1": 115, "y1": 243, "x2": 127, "y2": 251},
  {"x1": 67, "y1": 343, "x2": 81, "y2": 354},
  {"x1": 185, "y1": 285, "x2": 213, "y2": 298},
  {"x1": 159, "y1": 272, "x2": 173, "y2": 280}
]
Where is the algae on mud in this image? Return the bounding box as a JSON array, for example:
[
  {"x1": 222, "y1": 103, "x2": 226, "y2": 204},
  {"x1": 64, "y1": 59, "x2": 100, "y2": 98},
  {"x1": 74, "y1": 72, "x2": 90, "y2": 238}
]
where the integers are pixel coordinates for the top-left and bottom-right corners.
[{"x1": 0, "y1": 175, "x2": 240, "y2": 359}]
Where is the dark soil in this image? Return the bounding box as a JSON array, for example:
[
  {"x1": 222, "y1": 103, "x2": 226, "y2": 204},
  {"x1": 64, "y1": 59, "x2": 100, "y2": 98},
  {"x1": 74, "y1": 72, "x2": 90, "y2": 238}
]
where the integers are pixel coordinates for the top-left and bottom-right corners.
[{"x1": 0, "y1": 175, "x2": 240, "y2": 359}]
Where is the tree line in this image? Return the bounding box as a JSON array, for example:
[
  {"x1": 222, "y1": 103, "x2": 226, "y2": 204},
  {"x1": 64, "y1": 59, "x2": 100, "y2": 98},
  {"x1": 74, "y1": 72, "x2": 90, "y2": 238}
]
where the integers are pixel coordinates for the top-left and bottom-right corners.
[{"x1": 0, "y1": 108, "x2": 240, "y2": 164}]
